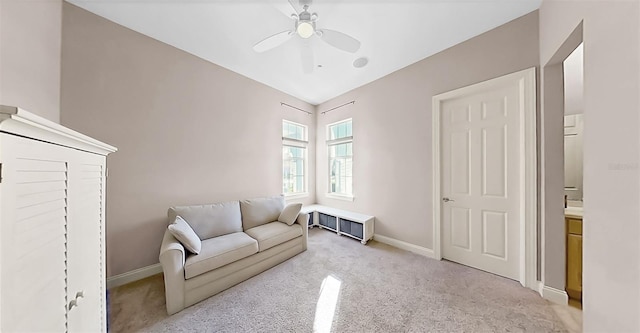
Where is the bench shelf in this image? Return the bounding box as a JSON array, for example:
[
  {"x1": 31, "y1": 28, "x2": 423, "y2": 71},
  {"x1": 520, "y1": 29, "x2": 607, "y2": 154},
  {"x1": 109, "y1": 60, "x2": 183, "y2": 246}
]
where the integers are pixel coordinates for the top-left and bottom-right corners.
[{"x1": 301, "y1": 205, "x2": 374, "y2": 244}]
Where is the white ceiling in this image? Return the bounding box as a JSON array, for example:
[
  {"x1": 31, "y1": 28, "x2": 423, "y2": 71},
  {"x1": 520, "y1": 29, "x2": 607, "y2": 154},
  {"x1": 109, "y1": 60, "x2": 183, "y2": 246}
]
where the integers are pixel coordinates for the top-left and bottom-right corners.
[{"x1": 66, "y1": 0, "x2": 541, "y2": 105}]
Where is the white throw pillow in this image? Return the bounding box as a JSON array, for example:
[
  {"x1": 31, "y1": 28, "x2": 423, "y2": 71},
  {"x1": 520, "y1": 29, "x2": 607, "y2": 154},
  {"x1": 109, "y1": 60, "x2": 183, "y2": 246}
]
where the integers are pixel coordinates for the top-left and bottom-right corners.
[
  {"x1": 278, "y1": 203, "x2": 303, "y2": 226},
  {"x1": 168, "y1": 215, "x2": 202, "y2": 254}
]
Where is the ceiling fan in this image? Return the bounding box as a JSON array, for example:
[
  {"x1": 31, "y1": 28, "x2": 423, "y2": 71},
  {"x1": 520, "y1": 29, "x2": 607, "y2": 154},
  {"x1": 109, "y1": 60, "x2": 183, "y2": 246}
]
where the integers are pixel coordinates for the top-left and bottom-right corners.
[{"x1": 252, "y1": 0, "x2": 361, "y2": 73}]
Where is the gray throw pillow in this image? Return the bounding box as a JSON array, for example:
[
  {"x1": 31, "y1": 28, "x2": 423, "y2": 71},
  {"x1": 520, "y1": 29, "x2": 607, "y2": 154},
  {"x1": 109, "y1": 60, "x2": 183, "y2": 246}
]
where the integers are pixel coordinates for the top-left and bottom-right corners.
[
  {"x1": 169, "y1": 201, "x2": 242, "y2": 240},
  {"x1": 240, "y1": 195, "x2": 286, "y2": 230},
  {"x1": 278, "y1": 203, "x2": 303, "y2": 226},
  {"x1": 168, "y1": 215, "x2": 202, "y2": 254}
]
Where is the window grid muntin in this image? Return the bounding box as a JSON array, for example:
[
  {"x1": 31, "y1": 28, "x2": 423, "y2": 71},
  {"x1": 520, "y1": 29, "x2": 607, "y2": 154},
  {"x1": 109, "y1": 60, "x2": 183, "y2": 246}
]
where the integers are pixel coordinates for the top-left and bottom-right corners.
[
  {"x1": 282, "y1": 120, "x2": 308, "y2": 195},
  {"x1": 283, "y1": 120, "x2": 307, "y2": 141},
  {"x1": 328, "y1": 119, "x2": 352, "y2": 141},
  {"x1": 327, "y1": 119, "x2": 353, "y2": 197}
]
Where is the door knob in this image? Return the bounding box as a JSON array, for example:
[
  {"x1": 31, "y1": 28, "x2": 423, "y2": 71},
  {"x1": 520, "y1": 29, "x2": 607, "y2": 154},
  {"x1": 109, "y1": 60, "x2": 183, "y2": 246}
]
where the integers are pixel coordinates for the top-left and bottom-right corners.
[{"x1": 442, "y1": 197, "x2": 454, "y2": 202}]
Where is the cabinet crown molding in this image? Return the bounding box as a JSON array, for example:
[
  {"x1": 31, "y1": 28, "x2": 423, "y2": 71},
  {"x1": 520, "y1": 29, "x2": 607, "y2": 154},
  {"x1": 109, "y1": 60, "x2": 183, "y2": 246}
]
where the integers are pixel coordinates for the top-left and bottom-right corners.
[{"x1": 0, "y1": 105, "x2": 117, "y2": 156}]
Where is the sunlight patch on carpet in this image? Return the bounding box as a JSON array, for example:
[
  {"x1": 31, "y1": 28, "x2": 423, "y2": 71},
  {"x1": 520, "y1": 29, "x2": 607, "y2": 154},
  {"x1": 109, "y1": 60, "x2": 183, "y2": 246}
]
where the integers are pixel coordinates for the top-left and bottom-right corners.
[{"x1": 313, "y1": 275, "x2": 342, "y2": 333}]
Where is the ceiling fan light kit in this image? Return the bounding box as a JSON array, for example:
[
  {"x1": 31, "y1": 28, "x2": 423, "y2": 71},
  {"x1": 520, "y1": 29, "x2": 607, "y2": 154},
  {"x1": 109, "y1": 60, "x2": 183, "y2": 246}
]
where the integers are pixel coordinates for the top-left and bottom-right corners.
[
  {"x1": 296, "y1": 21, "x2": 315, "y2": 38},
  {"x1": 253, "y1": 0, "x2": 362, "y2": 73}
]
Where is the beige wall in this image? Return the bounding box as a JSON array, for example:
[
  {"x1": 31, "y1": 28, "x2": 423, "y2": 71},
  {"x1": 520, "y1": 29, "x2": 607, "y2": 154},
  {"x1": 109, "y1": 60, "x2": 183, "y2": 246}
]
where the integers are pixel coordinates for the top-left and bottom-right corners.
[
  {"x1": 60, "y1": 3, "x2": 316, "y2": 277},
  {"x1": 0, "y1": 0, "x2": 62, "y2": 122},
  {"x1": 315, "y1": 12, "x2": 539, "y2": 249},
  {"x1": 563, "y1": 44, "x2": 583, "y2": 115},
  {"x1": 541, "y1": 60, "x2": 567, "y2": 290},
  {"x1": 539, "y1": 1, "x2": 640, "y2": 331}
]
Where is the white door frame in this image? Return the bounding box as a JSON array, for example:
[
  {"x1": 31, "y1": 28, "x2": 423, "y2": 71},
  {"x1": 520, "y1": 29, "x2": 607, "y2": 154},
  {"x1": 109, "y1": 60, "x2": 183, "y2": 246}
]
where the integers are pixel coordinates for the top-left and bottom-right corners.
[{"x1": 431, "y1": 67, "x2": 538, "y2": 290}]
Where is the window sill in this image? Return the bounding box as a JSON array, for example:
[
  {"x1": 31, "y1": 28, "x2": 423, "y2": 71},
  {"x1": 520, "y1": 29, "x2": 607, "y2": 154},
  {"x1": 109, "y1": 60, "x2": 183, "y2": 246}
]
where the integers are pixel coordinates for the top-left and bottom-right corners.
[
  {"x1": 326, "y1": 193, "x2": 354, "y2": 202},
  {"x1": 284, "y1": 192, "x2": 309, "y2": 200}
]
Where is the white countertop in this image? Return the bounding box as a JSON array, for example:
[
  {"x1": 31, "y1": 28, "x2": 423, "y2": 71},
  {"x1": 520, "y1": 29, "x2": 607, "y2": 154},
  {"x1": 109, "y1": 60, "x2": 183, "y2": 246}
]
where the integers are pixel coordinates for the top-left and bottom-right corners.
[{"x1": 565, "y1": 207, "x2": 583, "y2": 218}]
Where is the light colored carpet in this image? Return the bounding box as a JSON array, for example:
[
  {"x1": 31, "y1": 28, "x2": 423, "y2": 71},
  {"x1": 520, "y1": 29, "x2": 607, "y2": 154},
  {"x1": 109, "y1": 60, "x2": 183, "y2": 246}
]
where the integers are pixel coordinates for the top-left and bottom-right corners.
[{"x1": 110, "y1": 228, "x2": 568, "y2": 332}]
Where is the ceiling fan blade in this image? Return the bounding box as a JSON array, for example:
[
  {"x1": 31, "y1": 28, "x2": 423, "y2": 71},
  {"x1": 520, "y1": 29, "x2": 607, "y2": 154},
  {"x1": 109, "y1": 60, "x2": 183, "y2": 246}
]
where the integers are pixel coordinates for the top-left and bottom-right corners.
[
  {"x1": 253, "y1": 30, "x2": 293, "y2": 53},
  {"x1": 272, "y1": 0, "x2": 297, "y2": 18},
  {"x1": 318, "y1": 29, "x2": 361, "y2": 53},
  {"x1": 301, "y1": 43, "x2": 314, "y2": 74},
  {"x1": 288, "y1": 0, "x2": 302, "y2": 14}
]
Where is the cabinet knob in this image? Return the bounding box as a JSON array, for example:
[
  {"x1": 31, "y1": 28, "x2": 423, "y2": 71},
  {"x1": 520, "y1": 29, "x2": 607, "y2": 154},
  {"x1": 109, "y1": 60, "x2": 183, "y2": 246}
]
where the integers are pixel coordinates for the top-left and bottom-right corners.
[{"x1": 68, "y1": 290, "x2": 84, "y2": 311}]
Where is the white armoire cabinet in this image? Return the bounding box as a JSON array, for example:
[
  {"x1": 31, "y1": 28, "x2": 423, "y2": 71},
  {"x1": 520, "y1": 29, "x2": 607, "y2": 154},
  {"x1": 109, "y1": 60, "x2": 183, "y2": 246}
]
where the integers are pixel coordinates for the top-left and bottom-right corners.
[{"x1": 0, "y1": 106, "x2": 117, "y2": 332}]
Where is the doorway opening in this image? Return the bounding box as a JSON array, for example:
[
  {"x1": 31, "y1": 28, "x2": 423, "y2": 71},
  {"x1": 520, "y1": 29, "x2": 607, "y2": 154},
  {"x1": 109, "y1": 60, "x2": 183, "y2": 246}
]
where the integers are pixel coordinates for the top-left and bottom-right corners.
[
  {"x1": 432, "y1": 68, "x2": 537, "y2": 290},
  {"x1": 539, "y1": 21, "x2": 583, "y2": 312},
  {"x1": 562, "y1": 43, "x2": 584, "y2": 309}
]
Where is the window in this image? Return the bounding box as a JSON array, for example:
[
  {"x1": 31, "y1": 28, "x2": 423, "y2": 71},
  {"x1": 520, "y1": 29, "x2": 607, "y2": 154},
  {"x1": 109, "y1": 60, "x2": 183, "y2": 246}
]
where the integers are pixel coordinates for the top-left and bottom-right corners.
[
  {"x1": 327, "y1": 119, "x2": 353, "y2": 199},
  {"x1": 282, "y1": 120, "x2": 307, "y2": 196}
]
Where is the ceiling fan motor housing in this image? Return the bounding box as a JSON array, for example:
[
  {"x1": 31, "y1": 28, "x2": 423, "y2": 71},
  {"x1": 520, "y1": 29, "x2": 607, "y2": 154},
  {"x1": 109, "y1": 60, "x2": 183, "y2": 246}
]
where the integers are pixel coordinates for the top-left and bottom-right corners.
[
  {"x1": 296, "y1": 8, "x2": 316, "y2": 39},
  {"x1": 298, "y1": 9, "x2": 311, "y2": 21}
]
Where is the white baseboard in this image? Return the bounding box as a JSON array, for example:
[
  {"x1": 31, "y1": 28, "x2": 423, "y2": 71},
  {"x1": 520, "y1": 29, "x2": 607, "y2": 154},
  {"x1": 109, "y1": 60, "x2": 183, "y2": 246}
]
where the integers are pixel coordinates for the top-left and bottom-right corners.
[
  {"x1": 537, "y1": 281, "x2": 544, "y2": 295},
  {"x1": 541, "y1": 285, "x2": 569, "y2": 305},
  {"x1": 373, "y1": 234, "x2": 436, "y2": 259},
  {"x1": 106, "y1": 263, "x2": 163, "y2": 290}
]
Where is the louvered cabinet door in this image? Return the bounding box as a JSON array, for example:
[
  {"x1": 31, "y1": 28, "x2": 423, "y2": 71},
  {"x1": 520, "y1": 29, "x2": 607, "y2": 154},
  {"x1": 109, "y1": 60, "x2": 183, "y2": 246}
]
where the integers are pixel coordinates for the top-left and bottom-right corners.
[
  {"x1": 0, "y1": 106, "x2": 115, "y2": 332},
  {"x1": 66, "y1": 152, "x2": 107, "y2": 332},
  {"x1": 0, "y1": 134, "x2": 71, "y2": 332}
]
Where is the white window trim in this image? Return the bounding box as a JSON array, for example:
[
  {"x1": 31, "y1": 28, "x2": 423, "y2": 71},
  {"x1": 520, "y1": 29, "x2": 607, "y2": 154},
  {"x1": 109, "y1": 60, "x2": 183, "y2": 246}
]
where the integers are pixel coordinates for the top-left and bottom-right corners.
[
  {"x1": 283, "y1": 119, "x2": 308, "y2": 141},
  {"x1": 326, "y1": 192, "x2": 355, "y2": 201},
  {"x1": 282, "y1": 144, "x2": 308, "y2": 197},
  {"x1": 283, "y1": 120, "x2": 308, "y2": 197},
  {"x1": 326, "y1": 136, "x2": 353, "y2": 146},
  {"x1": 326, "y1": 118, "x2": 353, "y2": 141},
  {"x1": 326, "y1": 118, "x2": 353, "y2": 199},
  {"x1": 283, "y1": 139, "x2": 307, "y2": 148},
  {"x1": 285, "y1": 192, "x2": 309, "y2": 199}
]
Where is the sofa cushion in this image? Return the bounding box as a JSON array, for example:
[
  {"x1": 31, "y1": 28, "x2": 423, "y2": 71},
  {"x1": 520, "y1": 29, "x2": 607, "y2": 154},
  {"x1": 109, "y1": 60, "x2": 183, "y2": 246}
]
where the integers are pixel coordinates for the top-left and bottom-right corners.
[
  {"x1": 168, "y1": 216, "x2": 202, "y2": 254},
  {"x1": 278, "y1": 203, "x2": 302, "y2": 226},
  {"x1": 184, "y1": 232, "x2": 258, "y2": 279},
  {"x1": 169, "y1": 201, "x2": 242, "y2": 240},
  {"x1": 245, "y1": 222, "x2": 303, "y2": 252},
  {"x1": 240, "y1": 196, "x2": 285, "y2": 230}
]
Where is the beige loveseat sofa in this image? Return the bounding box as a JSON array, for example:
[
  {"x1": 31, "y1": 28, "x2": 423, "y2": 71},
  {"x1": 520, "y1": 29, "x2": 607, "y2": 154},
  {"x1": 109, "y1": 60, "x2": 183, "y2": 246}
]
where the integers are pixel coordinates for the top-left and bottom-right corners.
[{"x1": 159, "y1": 196, "x2": 308, "y2": 314}]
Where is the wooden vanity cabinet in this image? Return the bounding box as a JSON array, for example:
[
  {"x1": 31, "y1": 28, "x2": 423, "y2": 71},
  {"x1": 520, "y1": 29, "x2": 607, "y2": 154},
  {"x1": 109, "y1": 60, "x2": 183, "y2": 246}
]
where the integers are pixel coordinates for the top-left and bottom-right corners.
[{"x1": 566, "y1": 215, "x2": 583, "y2": 304}]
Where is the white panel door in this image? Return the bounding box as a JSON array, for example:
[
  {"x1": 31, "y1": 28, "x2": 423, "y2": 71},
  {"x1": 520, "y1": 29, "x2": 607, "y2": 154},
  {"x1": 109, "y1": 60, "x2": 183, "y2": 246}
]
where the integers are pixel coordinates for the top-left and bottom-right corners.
[{"x1": 441, "y1": 80, "x2": 521, "y2": 280}]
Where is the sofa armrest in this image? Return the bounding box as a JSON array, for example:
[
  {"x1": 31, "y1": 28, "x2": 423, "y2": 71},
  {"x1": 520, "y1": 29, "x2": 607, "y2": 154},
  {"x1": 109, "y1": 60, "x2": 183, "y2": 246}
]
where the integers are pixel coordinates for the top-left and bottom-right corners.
[
  {"x1": 159, "y1": 230, "x2": 186, "y2": 315},
  {"x1": 295, "y1": 212, "x2": 309, "y2": 251}
]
